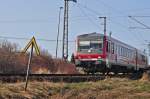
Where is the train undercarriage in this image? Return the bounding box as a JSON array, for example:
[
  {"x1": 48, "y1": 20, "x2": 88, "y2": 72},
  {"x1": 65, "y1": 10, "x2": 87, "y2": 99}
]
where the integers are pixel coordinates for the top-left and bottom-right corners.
[{"x1": 75, "y1": 60, "x2": 145, "y2": 75}]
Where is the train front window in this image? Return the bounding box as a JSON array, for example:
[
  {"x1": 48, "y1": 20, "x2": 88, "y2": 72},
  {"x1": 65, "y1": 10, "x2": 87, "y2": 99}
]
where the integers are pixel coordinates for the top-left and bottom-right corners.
[
  {"x1": 78, "y1": 40, "x2": 103, "y2": 53},
  {"x1": 79, "y1": 41, "x2": 90, "y2": 50},
  {"x1": 90, "y1": 41, "x2": 102, "y2": 49}
]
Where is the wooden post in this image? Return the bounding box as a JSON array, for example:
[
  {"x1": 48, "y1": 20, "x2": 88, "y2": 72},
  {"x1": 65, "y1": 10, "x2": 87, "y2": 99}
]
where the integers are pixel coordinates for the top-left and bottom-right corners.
[{"x1": 25, "y1": 43, "x2": 33, "y2": 91}]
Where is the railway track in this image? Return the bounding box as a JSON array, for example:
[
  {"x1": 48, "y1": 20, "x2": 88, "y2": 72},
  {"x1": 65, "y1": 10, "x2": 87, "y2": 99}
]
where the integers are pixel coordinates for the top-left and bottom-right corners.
[
  {"x1": 0, "y1": 73, "x2": 143, "y2": 83},
  {"x1": 0, "y1": 74, "x2": 105, "y2": 83}
]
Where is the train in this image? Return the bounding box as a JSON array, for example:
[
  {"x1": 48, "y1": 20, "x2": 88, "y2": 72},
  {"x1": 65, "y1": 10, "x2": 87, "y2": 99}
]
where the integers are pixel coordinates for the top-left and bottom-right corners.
[{"x1": 72, "y1": 32, "x2": 149, "y2": 74}]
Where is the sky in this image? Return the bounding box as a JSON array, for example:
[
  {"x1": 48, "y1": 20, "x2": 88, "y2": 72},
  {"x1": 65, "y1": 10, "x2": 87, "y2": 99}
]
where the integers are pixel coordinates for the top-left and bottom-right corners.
[{"x1": 0, "y1": 0, "x2": 150, "y2": 61}]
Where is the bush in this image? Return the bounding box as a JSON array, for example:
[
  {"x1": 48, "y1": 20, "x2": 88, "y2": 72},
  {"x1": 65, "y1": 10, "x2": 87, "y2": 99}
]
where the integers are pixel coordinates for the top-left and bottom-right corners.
[{"x1": 0, "y1": 40, "x2": 77, "y2": 74}]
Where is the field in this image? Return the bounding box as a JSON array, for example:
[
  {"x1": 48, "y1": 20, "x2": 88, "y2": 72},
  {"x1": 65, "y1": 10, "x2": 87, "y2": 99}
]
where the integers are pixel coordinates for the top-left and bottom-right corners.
[{"x1": 0, "y1": 76, "x2": 150, "y2": 99}]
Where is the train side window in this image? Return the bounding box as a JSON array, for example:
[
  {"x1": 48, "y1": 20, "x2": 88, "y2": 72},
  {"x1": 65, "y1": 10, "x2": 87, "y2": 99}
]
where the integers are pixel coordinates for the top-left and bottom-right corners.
[
  {"x1": 111, "y1": 42, "x2": 114, "y2": 54},
  {"x1": 119, "y1": 46, "x2": 121, "y2": 56},
  {"x1": 118, "y1": 46, "x2": 120, "y2": 55},
  {"x1": 124, "y1": 48, "x2": 126, "y2": 57},
  {"x1": 129, "y1": 50, "x2": 131, "y2": 58},
  {"x1": 117, "y1": 46, "x2": 119, "y2": 55},
  {"x1": 109, "y1": 42, "x2": 111, "y2": 53},
  {"x1": 115, "y1": 44, "x2": 118, "y2": 54},
  {"x1": 106, "y1": 42, "x2": 108, "y2": 52},
  {"x1": 125, "y1": 48, "x2": 127, "y2": 57},
  {"x1": 122, "y1": 47, "x2": 123, "y2": 56},
  {"x1": 106, "y1": 41, "x2": 111, "y2": 53},
  {"x1": 115, "y1": 44, "x2": 117, "y2": 54},
  {"x1": 129, "y1": 50, "x2": 130, "y2": 58},
  {"x1": 141, "y1": 55, "x2": 146, "y2": 62},
  {"x1": 122, "y1": 47, "x2": 124, "y2": 56},
  {"x1": 123, "y1": 47, "x2": 126, "y2": 57},
  {"x1": 129, "y1": 50, "x2": 132, "y2": 58},
  {"x1": 121, "y1": 47, "x2": 123, "y2": 56},
  {"x1": 124, "y1": 47, "x2": 126, "y2": 57},
  {"x1": 127, "y1": 49, "x2": 129, "y2": 58},
  {"x1": 128, "y1": 49, "x2": 130, "y2": 58}
]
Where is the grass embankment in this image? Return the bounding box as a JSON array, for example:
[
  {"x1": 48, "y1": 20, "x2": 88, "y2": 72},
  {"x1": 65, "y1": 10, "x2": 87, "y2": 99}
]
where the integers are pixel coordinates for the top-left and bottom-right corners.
[{"x1": 0, "y1": 78, "x2": 150, "y2": 99}]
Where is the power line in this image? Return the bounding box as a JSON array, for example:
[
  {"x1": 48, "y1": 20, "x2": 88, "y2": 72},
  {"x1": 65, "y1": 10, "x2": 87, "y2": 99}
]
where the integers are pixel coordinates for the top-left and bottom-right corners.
[
  {"x1": 130, "y1": 16, "x2": 150, "y2": 18},
  {"x1": 76, "y1": 4, "x2": 100, "y2": 29},
  {"x1": 122, "y1": 8, "x2": 150, "y2": 13},
  {"x1": 0, "y1": 19, "x2": 56, "y2": 23},
  {"x1": 109, "y1": 19, "x2": 142, "y2": 42},
  {"x1": 94, "y1": 0, "x2": 147, "y2": 43},
  {"x1": 96, "y1": 0, "x2": 126, "y2": 16},
  {"x1": 129, "y1": 27, "x2": 150, "y2": 29},
  {"x1": 128, "y1": 16, "x2": 150, "y2": 29},
  {"x1": 77, "y1": 3, "x2": 102, "y2": 16},
  {"x1": 76, "y1": 1, "x2": 142, "y2": 43},
  {"x1": 0, "y1": 36, "x2": 75, "y2": 42},
  {"x1": 75, "y1": 3, "x2": 129, "y2": 18}
]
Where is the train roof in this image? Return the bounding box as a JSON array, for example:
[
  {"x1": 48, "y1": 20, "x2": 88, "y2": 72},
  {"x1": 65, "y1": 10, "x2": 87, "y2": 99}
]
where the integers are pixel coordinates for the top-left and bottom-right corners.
[
  {"x1": 78, "y1": 32, "x2": 103, "y2": 37},
  {"x1": 77, "y1": 32, "x2": 104, "y2": 40}
]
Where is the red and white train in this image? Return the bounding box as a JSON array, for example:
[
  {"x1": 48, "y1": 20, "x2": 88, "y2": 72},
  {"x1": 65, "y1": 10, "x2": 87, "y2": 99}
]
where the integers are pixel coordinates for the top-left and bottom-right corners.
[{"x1": 73, "y1": 32, "x2": 148, "y2": 74}]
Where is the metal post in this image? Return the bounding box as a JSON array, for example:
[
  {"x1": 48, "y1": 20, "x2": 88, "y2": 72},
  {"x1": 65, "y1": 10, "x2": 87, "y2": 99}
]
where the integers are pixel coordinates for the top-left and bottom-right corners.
[
  {"x1": 62, "y1": 0, "x2": 77, "y2": 60},
  {"x1": 99, "y1": 17, "x2": 108, "y2": 74},
  {"x1": 108, "y1": 32, "x2": 112, "y2": 68},
  {"x1": 56, "y1": 7, "x2": 63, "y2": 58},
  {"x1": 62, "y1": 0, "x2": 69, "y2": 60},
  {"x1": 99, "y1": 17, "x2": 107, "y2": 56},
  {"x1": 25, "y1": 43, "x2": 33, "y2": 91}
]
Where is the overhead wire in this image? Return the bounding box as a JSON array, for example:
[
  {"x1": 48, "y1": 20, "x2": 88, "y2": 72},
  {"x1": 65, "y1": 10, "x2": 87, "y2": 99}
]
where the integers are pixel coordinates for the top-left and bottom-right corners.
[
  {"x1": 0, "y1": 36, "x2": 75, "y2": 42},
  {"x1": 128, "y1": 16, "x2": 150, "y2": 29},
  {"x1": 78, "y1": 0, "x2": 149, "y2": 49},
  {"x1": 96, "y1": 0, "x2": 147, "y2": 43},
  {"x1": 76, "y1": 1, "x2": 141, "y2": 43},
  {"x1": 76, "y1": 4, "x2": 100, "y2": 29},
  {"x1": 128, "y1": 16, "x2": 150, "y2": 41}
]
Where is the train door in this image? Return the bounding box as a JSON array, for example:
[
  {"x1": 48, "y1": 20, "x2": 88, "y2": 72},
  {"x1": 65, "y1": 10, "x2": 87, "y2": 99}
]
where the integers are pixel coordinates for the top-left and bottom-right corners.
[{"x1": 135, "y1": 49, "x2": 138, "y2": 71}]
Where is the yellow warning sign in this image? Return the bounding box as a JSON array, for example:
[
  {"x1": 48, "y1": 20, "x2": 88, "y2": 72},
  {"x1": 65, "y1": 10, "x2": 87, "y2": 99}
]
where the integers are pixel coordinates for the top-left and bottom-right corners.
[{"x1": 22, "y1": 36, "x2": 40, "y2": 55}]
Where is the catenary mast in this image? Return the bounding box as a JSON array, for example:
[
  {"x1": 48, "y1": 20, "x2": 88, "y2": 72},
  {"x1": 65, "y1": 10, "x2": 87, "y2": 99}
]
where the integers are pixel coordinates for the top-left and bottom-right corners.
[{"x1": 62, "y1": 0, "x2": 77, "y2": 60}]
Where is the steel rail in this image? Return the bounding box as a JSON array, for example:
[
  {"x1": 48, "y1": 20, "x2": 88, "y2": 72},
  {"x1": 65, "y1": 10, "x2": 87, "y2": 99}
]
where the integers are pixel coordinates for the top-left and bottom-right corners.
[{"x1": 0, "y1": 74, "x2": 105, "y2": 83}]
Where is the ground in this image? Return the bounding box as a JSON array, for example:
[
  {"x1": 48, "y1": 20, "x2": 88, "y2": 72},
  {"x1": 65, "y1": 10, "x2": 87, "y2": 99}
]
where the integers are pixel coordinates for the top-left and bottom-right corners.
[{"x1": 0, "y1": 77, "x2": 150, "y2": 99}]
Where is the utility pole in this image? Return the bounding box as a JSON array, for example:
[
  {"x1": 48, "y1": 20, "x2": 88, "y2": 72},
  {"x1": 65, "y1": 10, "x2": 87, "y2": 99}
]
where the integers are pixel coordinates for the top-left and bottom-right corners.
[
  {"x1": 99, "y1": 17, "x2": 107, "y2": 56},
  {"x1": 108, "y1": 32, "x2": 112, "y2": 68},
  {"x1": 62, "y1": 0, "x2": 77, "y2": 60},
  {"x1": 99, "y1": 17, "x2": 111, "y2": 72},
  {"x1": 56, "y1": 7, "x2": 63, "y2": 58}
]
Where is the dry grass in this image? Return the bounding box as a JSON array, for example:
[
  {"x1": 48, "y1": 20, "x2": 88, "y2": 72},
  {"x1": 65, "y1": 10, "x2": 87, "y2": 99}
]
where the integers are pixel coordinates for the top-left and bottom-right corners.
[
  {"x1": 0, "y1": 40, "x2": 77, "y2": 74},
  {"x1": 0, "y1": 78, "x2": 150, "y2": 99}
]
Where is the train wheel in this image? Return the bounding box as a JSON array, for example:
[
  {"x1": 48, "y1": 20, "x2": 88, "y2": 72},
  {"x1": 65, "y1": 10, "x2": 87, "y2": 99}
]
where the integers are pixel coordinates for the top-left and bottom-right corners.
[
  {"x1": 114, "y1": 71, "x2": 118, "y2": 75},
  {"x1": 70, "y1": 53, "x2": 75, "y2": 64},
  {"x1": 102, "y1": 71, "x2": 106, "y2": 75},
  {"x1": 92, "y1": 65, "x2": 97, "y2": 74},
  {"x1": 83, "y1": 68, "x2": 90, "y2": 74}
]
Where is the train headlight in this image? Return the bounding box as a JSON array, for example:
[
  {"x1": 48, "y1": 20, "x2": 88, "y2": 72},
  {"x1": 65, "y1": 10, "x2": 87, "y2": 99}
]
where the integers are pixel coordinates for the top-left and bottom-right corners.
[
  {"x1": 98, "y1": 56, "x2": 101, "y2": 59},
  {"x1": 78, "y1": 56, "x2": 81, "y2": 59}
]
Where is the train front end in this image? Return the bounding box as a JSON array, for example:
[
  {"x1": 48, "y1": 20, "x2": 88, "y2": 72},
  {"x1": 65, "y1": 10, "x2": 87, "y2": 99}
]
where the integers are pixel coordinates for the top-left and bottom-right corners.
[{"x1": 74, "y1": 33, "x2": 106, "y2": 73}]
